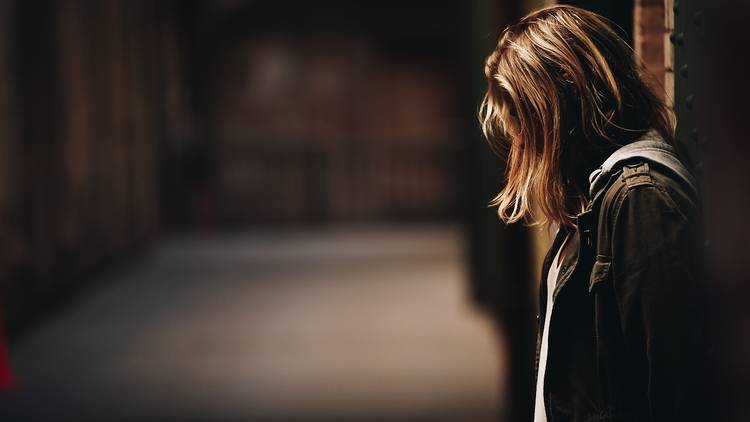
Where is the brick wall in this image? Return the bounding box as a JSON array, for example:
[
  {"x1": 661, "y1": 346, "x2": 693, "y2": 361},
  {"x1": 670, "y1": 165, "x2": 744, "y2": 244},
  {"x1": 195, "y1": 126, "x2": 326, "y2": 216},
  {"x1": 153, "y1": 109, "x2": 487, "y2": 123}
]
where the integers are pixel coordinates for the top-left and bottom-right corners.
[{"x1": 634, "y1": 0, "x2": 674, "y2": 105}]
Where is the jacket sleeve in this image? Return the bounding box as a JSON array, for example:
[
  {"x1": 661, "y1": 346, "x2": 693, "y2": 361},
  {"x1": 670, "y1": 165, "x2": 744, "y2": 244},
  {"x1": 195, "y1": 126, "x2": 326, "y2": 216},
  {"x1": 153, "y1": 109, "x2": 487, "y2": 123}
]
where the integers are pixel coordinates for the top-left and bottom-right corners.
[{"x1": 609, "y1": 183, "x2": 708, "y2": 422}]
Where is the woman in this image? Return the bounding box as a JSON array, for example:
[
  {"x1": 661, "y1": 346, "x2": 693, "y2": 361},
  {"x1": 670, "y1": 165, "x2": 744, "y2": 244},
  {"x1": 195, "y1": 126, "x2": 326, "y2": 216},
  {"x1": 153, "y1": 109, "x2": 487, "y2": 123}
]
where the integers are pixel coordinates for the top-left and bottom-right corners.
[{"x1": 479, "y1": 5, "x2": 711, "y2": 422}]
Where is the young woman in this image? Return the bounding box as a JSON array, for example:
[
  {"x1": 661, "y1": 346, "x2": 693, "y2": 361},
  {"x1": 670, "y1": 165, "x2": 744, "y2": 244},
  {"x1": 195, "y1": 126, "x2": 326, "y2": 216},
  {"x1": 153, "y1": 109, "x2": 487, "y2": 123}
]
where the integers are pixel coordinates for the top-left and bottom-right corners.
[{"x1": 479, "y1": 5, "x2": 711, "y2": 422}]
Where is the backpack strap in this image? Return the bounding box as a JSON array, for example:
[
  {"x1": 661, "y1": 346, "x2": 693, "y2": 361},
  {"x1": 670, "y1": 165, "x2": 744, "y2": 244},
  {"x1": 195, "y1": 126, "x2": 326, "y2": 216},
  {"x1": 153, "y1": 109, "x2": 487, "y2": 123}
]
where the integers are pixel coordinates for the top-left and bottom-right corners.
[{"x1": 588, "y1": 129, "x2": 698, "y2": 200}]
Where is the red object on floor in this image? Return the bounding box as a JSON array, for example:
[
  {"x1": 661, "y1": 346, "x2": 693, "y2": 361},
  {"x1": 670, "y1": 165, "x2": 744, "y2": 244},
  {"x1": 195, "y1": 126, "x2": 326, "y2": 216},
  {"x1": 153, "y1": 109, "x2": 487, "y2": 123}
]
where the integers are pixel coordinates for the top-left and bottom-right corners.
[{"x1": 0, "y1": 306, "x2": 16, "y2": 390}]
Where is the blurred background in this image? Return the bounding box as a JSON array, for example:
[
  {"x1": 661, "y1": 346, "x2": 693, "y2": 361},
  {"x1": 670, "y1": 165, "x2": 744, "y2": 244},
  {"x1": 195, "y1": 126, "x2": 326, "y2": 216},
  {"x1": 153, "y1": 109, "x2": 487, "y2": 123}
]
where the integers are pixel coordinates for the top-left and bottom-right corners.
[{"x1": 0, "y1": 0, "x2": 747, "y2": 421}]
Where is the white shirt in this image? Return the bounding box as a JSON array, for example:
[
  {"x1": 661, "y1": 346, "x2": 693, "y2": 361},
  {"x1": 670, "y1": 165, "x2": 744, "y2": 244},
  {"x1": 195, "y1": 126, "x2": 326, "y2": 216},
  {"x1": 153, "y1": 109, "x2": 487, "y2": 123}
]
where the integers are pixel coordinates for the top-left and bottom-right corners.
[{"x1": 533, "y1": 229, "x2": 571, "y2": 422}]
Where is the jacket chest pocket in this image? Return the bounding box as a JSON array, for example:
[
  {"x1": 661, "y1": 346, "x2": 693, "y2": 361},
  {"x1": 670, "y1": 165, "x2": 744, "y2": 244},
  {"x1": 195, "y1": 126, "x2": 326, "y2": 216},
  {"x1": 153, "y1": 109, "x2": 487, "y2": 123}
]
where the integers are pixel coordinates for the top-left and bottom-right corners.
[{"x1": 588, "y1": 255, "x2": 611, "y2": 292}]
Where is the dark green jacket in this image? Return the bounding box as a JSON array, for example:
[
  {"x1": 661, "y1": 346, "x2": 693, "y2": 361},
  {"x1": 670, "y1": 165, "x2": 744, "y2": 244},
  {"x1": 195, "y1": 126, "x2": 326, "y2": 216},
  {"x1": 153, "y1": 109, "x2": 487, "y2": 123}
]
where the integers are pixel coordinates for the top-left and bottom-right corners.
[{"x1": 535, "y1": 131, "x2": 712, "y2": 421}]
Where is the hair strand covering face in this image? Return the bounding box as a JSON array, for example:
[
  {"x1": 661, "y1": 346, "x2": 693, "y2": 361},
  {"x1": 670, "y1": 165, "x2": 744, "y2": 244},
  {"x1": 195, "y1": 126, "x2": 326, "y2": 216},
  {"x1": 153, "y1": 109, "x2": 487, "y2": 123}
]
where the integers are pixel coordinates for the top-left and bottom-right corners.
[{"x1": 478, "y1": 5, "x2": 675, "y2": 231}]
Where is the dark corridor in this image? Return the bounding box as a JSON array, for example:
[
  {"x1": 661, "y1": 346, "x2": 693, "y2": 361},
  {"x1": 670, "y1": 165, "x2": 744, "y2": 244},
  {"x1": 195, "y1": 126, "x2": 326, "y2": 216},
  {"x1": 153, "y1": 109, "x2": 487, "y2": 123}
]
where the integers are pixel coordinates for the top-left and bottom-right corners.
[{"x1": 1, "y1": 1, "x2": 750, "y2": 422}]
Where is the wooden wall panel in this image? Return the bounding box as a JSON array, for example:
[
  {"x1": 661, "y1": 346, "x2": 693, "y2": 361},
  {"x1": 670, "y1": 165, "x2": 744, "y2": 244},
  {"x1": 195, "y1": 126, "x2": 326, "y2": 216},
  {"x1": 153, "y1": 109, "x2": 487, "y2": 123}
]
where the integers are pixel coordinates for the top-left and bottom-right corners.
[
  {"x1": 0, "y1": 0, "x2": 18, "y2": 296},
  {"x1": 4, "y1": 0, "x2": 163, "y2": 332}
]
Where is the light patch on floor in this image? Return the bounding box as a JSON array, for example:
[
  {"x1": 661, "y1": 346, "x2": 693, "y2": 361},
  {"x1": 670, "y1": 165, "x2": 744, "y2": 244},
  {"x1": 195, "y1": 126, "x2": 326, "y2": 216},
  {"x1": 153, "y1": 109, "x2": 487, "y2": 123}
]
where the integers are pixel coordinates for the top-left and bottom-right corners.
[{"x1": 3, "y1": 224, "x2": 506, "y2": 422}]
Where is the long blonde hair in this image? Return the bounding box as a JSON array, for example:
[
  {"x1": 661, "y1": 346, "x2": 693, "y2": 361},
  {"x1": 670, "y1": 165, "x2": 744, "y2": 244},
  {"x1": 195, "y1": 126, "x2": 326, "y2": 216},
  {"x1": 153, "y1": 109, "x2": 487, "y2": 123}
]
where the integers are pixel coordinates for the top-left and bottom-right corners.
[{"x1": 479, "y1": 5, "x2": 675, "y2": 230}]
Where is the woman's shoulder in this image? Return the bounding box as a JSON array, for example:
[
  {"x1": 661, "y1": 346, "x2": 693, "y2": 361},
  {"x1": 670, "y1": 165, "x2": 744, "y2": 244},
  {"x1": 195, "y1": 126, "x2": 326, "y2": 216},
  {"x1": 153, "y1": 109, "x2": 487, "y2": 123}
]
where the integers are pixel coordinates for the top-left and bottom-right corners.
[{"x1": 598, "y1": 157, "x2": 701, "y2": 229}]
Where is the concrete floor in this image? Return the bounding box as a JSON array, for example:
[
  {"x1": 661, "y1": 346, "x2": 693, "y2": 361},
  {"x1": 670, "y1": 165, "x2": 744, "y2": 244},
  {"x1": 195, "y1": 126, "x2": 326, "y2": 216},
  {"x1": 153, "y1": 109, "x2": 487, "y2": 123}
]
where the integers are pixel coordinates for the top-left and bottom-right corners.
[{"x1": 1, "y1": 225, "x2": 505, "y2": 422}]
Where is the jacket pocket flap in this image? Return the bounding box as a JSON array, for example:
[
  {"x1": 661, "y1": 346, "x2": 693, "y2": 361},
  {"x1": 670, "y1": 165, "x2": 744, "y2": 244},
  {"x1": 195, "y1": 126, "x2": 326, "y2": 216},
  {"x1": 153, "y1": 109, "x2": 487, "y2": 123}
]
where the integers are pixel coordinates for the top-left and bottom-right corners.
[{"x1": 588, "y1": 256, "x2": 611, "y2": 292}]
